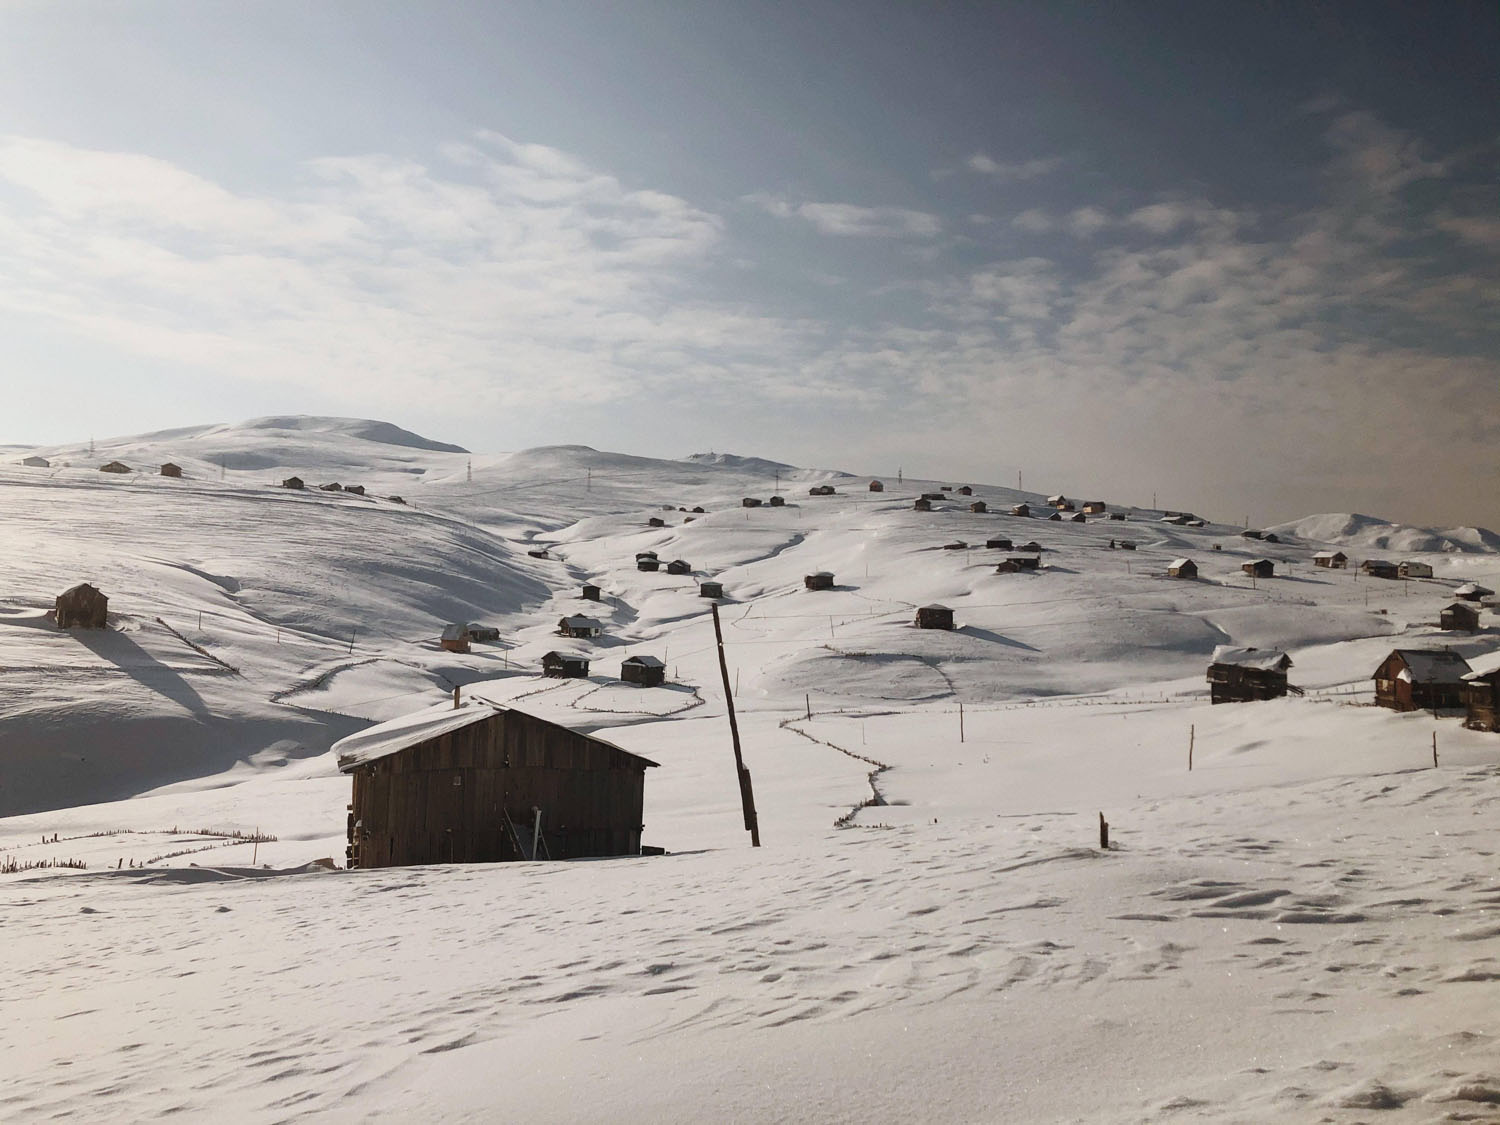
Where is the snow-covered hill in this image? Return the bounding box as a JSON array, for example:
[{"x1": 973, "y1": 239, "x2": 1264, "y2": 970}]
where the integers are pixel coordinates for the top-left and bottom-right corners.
[
  {"x1": 3, "y1": 418, "x2": 1499, "y2": 1122},
  {"x1": 1269, "y1": 511, "x2": 1500, "y2": 555}
]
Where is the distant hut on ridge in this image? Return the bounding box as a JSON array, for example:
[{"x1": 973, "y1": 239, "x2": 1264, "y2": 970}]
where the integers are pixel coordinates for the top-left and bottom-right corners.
[{"x1": 55, "y1": 583, "x2": 108, "y2": 629}]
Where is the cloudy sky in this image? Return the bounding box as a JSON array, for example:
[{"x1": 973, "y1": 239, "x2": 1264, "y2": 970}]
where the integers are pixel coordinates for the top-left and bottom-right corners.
[{"x1": 1, "y1": 2, "x2": 1496, "y2": 528}]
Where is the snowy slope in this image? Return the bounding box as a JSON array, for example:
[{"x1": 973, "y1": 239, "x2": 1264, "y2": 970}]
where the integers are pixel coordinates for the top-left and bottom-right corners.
[
  {"x1": 3, "y1": 418, "x2": 1499, "y2": 1123},
  {"x1": 1269, "y1": 511, "x2": 1500, "y2": 555}
]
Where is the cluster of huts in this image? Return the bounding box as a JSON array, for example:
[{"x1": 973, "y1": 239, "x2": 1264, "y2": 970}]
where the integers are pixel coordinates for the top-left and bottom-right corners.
[{"x1": 17, "y1": 458, "x2": 190, "y2": 477}]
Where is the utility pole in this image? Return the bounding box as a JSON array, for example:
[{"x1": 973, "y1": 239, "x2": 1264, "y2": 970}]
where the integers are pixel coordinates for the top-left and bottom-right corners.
[
  {"x1": 466, "y1": 460, "x2": 472, "y2": 483},
  {"x1": 898, "y1": 466, "x2": 903, "y2": 486},
  {"x1": 1018, "y1": 470, "x2": 1022, "y2": 491},
  {"x1": 710, "y1": 602, "x2": 760, "y2": 847},
  {"x1": 586, "y1": 467, "x2": 592, "y2": 491}
]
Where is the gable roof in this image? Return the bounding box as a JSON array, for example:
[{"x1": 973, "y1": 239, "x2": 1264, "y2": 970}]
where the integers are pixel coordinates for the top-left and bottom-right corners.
[
  {"x1": 1169, "y1": 558, "x2": 1194, "y2": 569},
  {"x1": 1313, "y1": 550, "x2": 1346, "y2": 560},
  {"x1": 1385, "y1": 648, "x2": 1473, "y2": 683},
  {"x1": 1455, "y1": 582, "x2": 1494, "y2": 597},
  {"x1": 919, "y1": 603, "x2": 952, "y2": 612},
  {"x1": 1210, "y1": 645, "x2": 1292, "y2": 671},
  {"x1": 623, "y1": 655, "x2": 665, "y2": 668}
]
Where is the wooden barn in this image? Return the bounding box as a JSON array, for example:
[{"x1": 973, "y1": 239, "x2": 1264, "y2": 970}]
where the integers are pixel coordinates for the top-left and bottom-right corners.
[
  {"x1": 466, "y1": 623, "x2": 500, "y2": 642},
  {"x1": 666, "y1": 559, "x2": 692, "y2": 575},
  {"x1": 20, "y1": 455, "x2": 49, "y2": 468},
  {"x1": 1240, "y1": 529, "x2": 1264, "y2": 540},
  {"x1": 1011, "y1": 503, "x2": 1031, "y2": 517},
  {"x1": 1398, "y1": 561, "x2": 1433, "y2": 579},
  {"x1": 869, "y1": 480, "x2": 884, "y2": 492},
  {"x1": 914, "y1": 604, "x2": 954, "y2": 630},
  {"x1": 648, "y1": 517, "x2": 666, "y2": 527},
  {"x1": 159, "y1": 462, "x2": 182, "y2": 478},
  {"x1": 336, "y1": 700, "x2": 657, "y2": 868},
  {"x1": 282, "y1": 476, "x2": 304, "y2": 490},
  {"x1": 1361, "y1": 559, "x2": 1398, "y2": 579},
  {"x1": 699, "y1": 580, "x2": 724, "y2": 599},
  {"x1": 541, "y1": 651, "x2": 590, "y2": 678},
  {"x1": 913, "y1": 498, "x2": 932, "y2": 511},
  {"x1": 1046, "y1": 511, "x2": 1062, "y2": 522},
  {"x1": 99, "y1": 461, "x2": 131, "y2": 474},
  {"x1": 994, "y1": 560, "x2": 1021, "y2": 574},
  {"x1": 742, "y1": 497, "x2": 762, "y2": 508},
  {"x1": 1313, "y1": 551, "x2": 1348, "y2": 569},
  {"x1": 768, "y1": 495, "x2": 786, "y2": 507},
  {"x1": 1083, "y1": 501, "x2": 1107, "y2": 514},
  {"x1": 691, "y1": 506, "x2": 705, "y2": 513},
  {"x1": 804, "y1": 571, "x2": 834, "y2": 590},
  {"x1": 1168, "y1": 558, "x2": 1198, "y2": 579},
  {"x1": 345, "y1": 484, "x2": 365, "y2": 496},
  {"x1": 1006, "y1": 555, "x2": 1040, "y2": 571},
  {"x1": 440, "y1": 624, "x2": 470, "y2": 654},
  {"x1": 557, "y1": 615, "x2": 604, "y2": 639},
  {"x1": 320, "y1": 482, "x2": 343, "y2": 492},
  {"x1": 527, "y1": 548, "x2": 551, "y2": 559},
  {"x1": 1160, "y1": 514, "x2": 1191, "y2": 526},
  {"x1": 55, "y1": 583, "x2": 108, "y2": 629},
  {"x1": 1462, "y1": 667, "x2": 1500, "y2": 732},
  {"x1": 581, "y1": 584, "x2": 602, "y2": 601},
  {"x1": 1455, "y1": 582, "x2": 1494, "y2": 602},
  {"x1": 1440, "y1": 602, "x2": 1480, "y2": 632},
  {"x1": 1207, "y1": 646, "x2": 1293, "y2": 704},
  {"x1": 1242, "y1": 559, "x2": 1275, "y2": 579},
  {"x1": 637, "y1": 556, "x2": 660, "y2": 572},
  {"x1": 970, "y1": 500, "x2": 988, "y2": 513},
  {"x1": 620, "y1": 655, "x2": 666, "y2": 687},
  {"x1": 808, "y1": 485, "x2": 836, "y2": 496},
  {"x1": 986, "y1": 537, "x2": 1013, "y2": 550},
  {"x1": 942, "y1": 540, "x2": 967, "y2": 550},
  {"x1": 1373, "y1": 649, "x2": 1473, "y2": 712},
  {"x1": 956, "y1": 486, "x2": 973, "y2": 496},
  {"x1": 1069, "y1": 512, "x2": 1086, "y2": 523}
]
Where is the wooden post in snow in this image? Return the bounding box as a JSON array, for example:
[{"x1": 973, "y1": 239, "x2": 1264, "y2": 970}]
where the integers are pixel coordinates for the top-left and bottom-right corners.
[
  {"x1": 1432, "y1": 730, "x2": 1438, "y2": 768},
  {"x1": 711, "y1": 602, "x2": 760, "y2": 847},
  {"x1": 453, "y1": 685, "x2": 460, "y2": 710},
  {"x1": 806, "y1": 693, "x2": 811, "y2": 721},
  {"x1": 959, "y1": 701, "x2": 965, "y2": 743},
  {"x1": 1099, "y1": 812, "x2": 1109, "y2": 850},
  {"x1": 1188, "y1": 724, "x2": 1195, "y2": 771}
]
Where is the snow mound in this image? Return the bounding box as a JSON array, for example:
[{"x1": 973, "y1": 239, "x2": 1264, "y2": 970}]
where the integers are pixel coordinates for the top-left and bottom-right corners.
[
  {"x1": 684, "y1": 451, "x2": 800, "y2": 475},
  {"x1": 233, "y1": 416, "x2": 469, "y2": 454},
  {"x1": 1268, "y1": 512, "x2": 1500, "y2": 555}
]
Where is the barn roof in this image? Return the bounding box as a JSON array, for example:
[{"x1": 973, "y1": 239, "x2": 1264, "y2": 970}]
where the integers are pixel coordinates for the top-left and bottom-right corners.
[
  {"x1": 1210, "y1": 645, "x2": 1292, "y2": 671},
  {"x1": 1313, "y1": 550, "x2": 1346, "y2": 559},
  {"x1": 543, "y1": 649, "x2": 588, "y2": 663},
  {"x1": 1169, "y1": 558, "x2": 1194, "y2": 569},
  {"x1": 333, "y1": 699, "x2": 658, "y2": 771},
  {"x1": 441, "y1": 623, "x2": 468, "y2": 641},
  {"x1": 1386, "y1": 648, "x2": 1473, "y2": 683},
  {"x1": 623, "y1": 655, "x2": 665, "y2": 668},
  {"x1": 560, "y1": 615, "x2": 603, "y2": 630},
  {"x1": 58, "y1": 582, "x2": 102, "y2": 598},
  {"x1": 1455, "y1": 582, "x2": 1494, "y2": 597}
]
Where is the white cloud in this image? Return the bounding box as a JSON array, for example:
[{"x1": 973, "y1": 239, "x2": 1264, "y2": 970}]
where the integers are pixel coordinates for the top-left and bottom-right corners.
[
  {"x1": 964, "y1": 153, "x2": 1064, "y2": 181},
  {"x1": 746, "y1": 193, "x2": 941, "y2": 238},
  {"x1": 1010, "y1": 208, "x2": 1053, "y2": 234}
]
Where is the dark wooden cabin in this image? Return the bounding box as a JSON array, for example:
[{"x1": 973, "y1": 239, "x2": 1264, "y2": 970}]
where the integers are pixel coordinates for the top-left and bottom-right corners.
[
  {"x1": 99, "y1": 461, "x2": 131, "y2": 474},
  {"x1": 913, "y1": 498, "x2": 932, "y2": 511},
  {"x1": 921, "y1": 492, "x2": 946, "y2": 501},
  {"x1": 1361, "y1": 559, "x2": 1398, "y2": 580},
  {"x1": 387, "y1": 495, "x2": 406, "y2": 504},
  {"x1": 970, "y1": 501, "x2": 988, "y2": 514},
  {"x1": 1069, "y1": 512, "x2": 1086, "y2": 522},
  {"x1": 1262, "y1": 532, "x2": 1280, "y2": 544},
  {"x1": 1462, "y1": 668, "x2": 1500, "y2": 732},
  {"x1": 159, "y1": 462, "x2": 182, "y2": 478},
  {"x1": 804, "y1": 571, "x2": 834, "y2": 590},
  {"x1": 942, "y1": 540, "x2": 967, "y2": 550},
  {"x1": 621, "y1": 655, "x2": 666, "y2": 687},
  {"x1": 1242, "y1": 559, "x2": 1274, "y2": 579},
  {"x1": 581, "y1": 584, "x2": 602, "y2": 602},
  {"x1": 1116, "y1": 540, "x2": 1136, "y2": 550},
  {"x1": 282, "y1": 476, "x2": 305, "y2": 490},
  {"x1": 1313, "y1": 551, "x2": 1347, "y2": 569},
  {"x1": 994, "y1": 560, "x2": 1021, "y2": 574},
  {"x1": 440, "y1": 624, "x2": 470, "y2": 654},
  {"x1": 869, "y1": 480, "x2": 884, "y2": 492},
  {"x1": 542, "y1": 651, "x2": 590, "y2": 678},
  {"x1": 20, "y1": 455, "x2": 49, "y2": 468},
  {"x1": 1373, "y1": 649, "x2": 1473, "y2": 712},
  {"x1": 699, "y1": 580, "x2": 724, "y2": 599},
  {"x1": 648, "y1": 517, "x2": 666, "y2": 527},
  {"x1": 1168, "y1": 558, "x2": 1198, "y2": 579},
  {"x1": 1083, "y1": 501, "x2": 1107, "y2": 514},
  {"x1": 320, "y1": 482, "x2": 343, "y2": 492},
  {"x1": 1440, "y1": 602, "x2": 1480, "y2": 632},
  {"x1": 1010, "y1": 503, "x2": 1032, "y2": 517},
  {"x1": 768, "y1": 495, "x2": 786, "y2": 507},
  {"x1": 337, "y1": 701, "x2": 657, "y2": 868},
  {"x1": 914, "y1": 604, "x2": 954, "y2": 630},
  {"x1": 1207, "y1": 646, "x2": 1292, "y2": 704},
  {"x1": 742, "y1": 497, "x2": 762, "y2": 508},
  {"x1": 692, "y1": 506, "x2": 705, "y2": 513},
  {"x1": 1006, "y1": 555, "x2": 1041, "y2": 571},
  {"x1": 344, "y1": 484, "x2": 365, "y2": 496},
  {"x1": 666, "y1": 559, "x2": 692, "y2": 576},
  {"x1": 467, "y1": 623, "x2": 500, "y2": 641},
  {"x1": 557, "y1": 615, "x2": 604, "y2": 639},
  {"x1": 637, "y1": 556, "x2": 660, "y2": 572},
  {"x1": 1046, "y1": 511, "x2": 1062, "y2": 522},
  {"x1": 1108, "y1": 512, "x2": 1126, "y2": 521},
  {"x1": 55, "y1": 583, "x2": 108, "y2": 629},
  {"x1": 1240, "y1": 529, "x2": 1264, "y2": 540},
  {"x1": 1456, "y1": 583, "x2": 1494, "y2": 602},
  {"x1": 986, "y1": 537, "x2": 1013, "y2": 550},
  {"x1": 1017, "y1": 540, "x2": 1043, "y2": 552},
  {"x1": 1047, "y1": 495, "x2": 1068, "y2": 509},
  {"x1": 527, "y1": 548, "x2": 551, "y2": 559},
  {"x1": 808, "y1": 485, "x2": 835, "y2": 496},
  {"x1": 956, "y1": 486, "x2": 973, "y2": 496}
]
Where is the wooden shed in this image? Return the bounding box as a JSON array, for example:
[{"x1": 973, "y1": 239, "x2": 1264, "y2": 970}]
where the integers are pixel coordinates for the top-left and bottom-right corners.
[
  {"x1": 994, "y1": 560, "x2": 1021, "y2": 574},
  {"x1": 557, "y1": 615, "x2": 604, "y2": 639},
  {"x1": 1440, "y1": 602, "x2": 1480, "y2": 632},
  {"x1": 581, "y1": 584, "x2": 602, "y2": 602},
  {"x1": 55, "y1": 582, "x2": 108, "y2": 629},
  {"x1": 1455, "y1": 583, "x2": 1494, "y2": 602},
  {"x1": 986, "y1": 536, "x2": 1013, "y2": 550},
  {"x1": 1398, "y1": 561, "x2": 1433, "y2": 579},
  {"x1": 914, "y1": 604, "x2": 954, "y2": 630},
  {"x1": 1262, "y1": 532, "x2": 1280, "y2": 544},
  {"x1": 621, "y1": 655, "x2": 666, "y2": 687},
  {"x1": 768, "y1": 495, "x2": 786, "y2": 507},
  {"x1": 541, "y1": 651, "x2": 590, "y2": 678},
  {"x1": 1011, "y1": 503, "x2": 1031, "y2": 517},
  {"x1": 869, "y1": 480, "x2": 884, "y2": 492},
  {"x1": 1462, "y1": 667, "x2": 1500, "y2": 732},
  {"x1": 1069, "y1": 512, "x2": 1086, "y2": 523},
  {"x1": 1242, "y1": 559, "x2": 1274, "y2": 579},
  {"x1": 637, "y1": 557, "x2": 660, "y2": 572},
  {"x1": 921, "y1": 492, "x2": 946, "y2": 501},
  {"x1": 20, "y1": 455, "x2": 49, "y2": 468},
  {"x1": 1168, "y1": 558, "x2": 1198, "y2": 579},
  {"x1": 691, "y1": 506, "x2": 705, "y2": 513},
  {"x1": 345, "y1": 484, "x2": 365, "y2": 496},
  {"x1": 439, "y1": 624, "x2": 470, "y2": 654},
  {"x1": 1207, "y1": 646, "x2": 1293, "y2": 704},
  {"x1": 99, "y1": 461, "x2": 131, "y2": 474},
  {"x1": 913, "y1": 498, "x2": 932, "y2": 512},
  {"x1": 808, "y1": 485, "x2": 836, "y2": 496},
  {"x1": 1240, "y1": 529, "x2": 1264, "y2": 540},
  {"x1": 1313, "y1": 551, "x2": 1347, "y2": 569},
  {"x1": 804, "y1": 571, "x2": 834, "y2": 590},
  {"x1": 336, "y1": 700, "x2": 657, "y2": 868},
  {"x1": 956, "y1": 486, "x2": 973, "y2": 496},
  {"x1": 1018, "y1": 540, "x2": 1043, "y2": 552},
  {"x1": 699, "y1": 580, "x2": 724, "y2": 599},
  {"x1": 1373, "y1": 649, "x2": 1473, "y2": 712},
  {"x1": 1082, "y1": 501, "x2": 1107, "y2": 514},
  {"x1": 970, "y1": 500, "x2": 988, "y2": 514},
  {"x1": 159, "y1": 462, "x2": 182, "y2": 478},
  {"x1": 742, "y1": 497, "x2": 762, "y2": 508},
  {"x1": 1361, "y1": 559, "x2": 1398, "y2": 580},
  {"x1": 648, "y1": 517, "x2": 666, "y2": 527},
  {"x1": 1046, "y1": 511, "x2": 1062, "y2": 522},
  {"x1": 1108, "y1": 512, "x2": 1127, "y2": 521},
  {"x1": 666, "y1": 559, "x2": 692, "y2": 576},
  {"x1": 1006, "y1": 555, "x2": 1041, "y2": 571},
  {"x1": 527, "y1": 548, "x2": 551, "y2": 559},
  {"x1": 1047, "y1": 495, "x2": 1068, "y2": 509},
  {"x1": 282, "y1": 476, "x2": 304, "y2": 490},
  {"x1": 466, "y1": 623, "x2": 500, "y2": 642},
  {"x1": 1116, "y1": 540, "x2": 1137, "y2": 551},
  {"x1": 386, "y1": 495, "x2": 406, "y2": 505}
]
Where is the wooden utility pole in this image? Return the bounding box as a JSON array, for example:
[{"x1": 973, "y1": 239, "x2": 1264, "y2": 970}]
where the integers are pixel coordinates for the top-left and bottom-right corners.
[
  {"x1": 1188, "y1": 724, "x2": 1195, "y2": 771},
  {"x1": 1099, "y1": 812, "x2": 1110, "y2": 850},
  {"x1": 711, "y1": 603, "x2": 760, "y2": 846},
  {"x1": 1432, "y1": 730, "x2": 1438, "y2": 768}
]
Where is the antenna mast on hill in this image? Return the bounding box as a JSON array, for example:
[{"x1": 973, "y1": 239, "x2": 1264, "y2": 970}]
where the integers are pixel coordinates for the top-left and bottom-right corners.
[
  {"x1": 898, "y1": 466, "x2": 903, "y2": 486},
  {"x1": 89, "y1": 436, "x2": 95, "y2": 456},
  {"x1": 466, "y1": 460, "x2": 472, "y2": 483},
  {"x1": 774, "y1": 469, "x2": 780, "y2": 495},
  {"x1": 587, "y1": 467, "x2": 592, "y2": 492}
]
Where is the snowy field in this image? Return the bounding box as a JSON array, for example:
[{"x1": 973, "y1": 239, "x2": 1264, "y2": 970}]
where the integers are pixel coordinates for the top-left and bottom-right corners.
[{"x1": 4, "y1": 417, "x2": 1499, "y2": 1122}]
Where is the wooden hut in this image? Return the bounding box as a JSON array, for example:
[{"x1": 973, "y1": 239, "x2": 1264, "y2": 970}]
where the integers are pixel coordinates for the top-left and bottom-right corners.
[
  {"x1": 1455, "y1": 582, "x2": 1494, "y2": 602},
  {"x1": 466, "y1": 623, "x2": 500, "y2": 642},
  {"x1": 20, "y1": 455, "x2": 49, "y2": 468},
  {"x1": 344, "y1": 484, "x2": 365, "y2": 496},
  {"x1": 1373, "y1": 649, "x2": 1472, "y2": 712},
  {"x1": 1242, "y1": 559, "x2": 1274, "y2": 579},
  {"x1": 913, "y1": 498, "x2": 932, "y2": 512},
  {"x1": 767, "y1": 495, "x2": 786, "y2": 507},
  {"x1": 956, "y1": 486, "x2": 973, "y2": 496},
  {"x1": 387, "y1": 495, "x2": 406, "y2": 505},
  {"x1": 699, "y1": 580, "x2": 724, "y2": 599},
  {"x1": 647, "y1": 516, "x2": 666, "y2": 527},
  {"x1": 159, "y1": 462, "x2": 182, "y2": 478},
  {"x1": 1313, "y1": 551, "x2": 1347, "y2": 569},
  {"x1": 1046, "y1": 512, "x2": 1062, "y2": 522},
  {"x1": 742, "y1": 497, "x2": 762, "y2": 508},
  {"x1": 1116, "y1": 540, "x2": 1137, "y2": 551},
  {"x1": 1240, "y1": 529, "x2": 1264, "y2": 540},
  {"x1": 557, "y1": 615, "x2": 604, "y2": 639},
  {"x1": 986, "y1": 537, "x2": 1013, "y2": 550},
  {"x1": 808, "y1": 485, "x2": 836, "y2": 496},
  {"x1": 1440, "y1": 602, "x2": 1479, "y2": 632},
  {"x1": 55, "y1": 583, "x2": 108, "y2": 629},
  {"x1": 804, "y1": 571, "x2": 834, "y2": 591},
  {"x1": 336, "y1": 700, "x2": 656, "y2": 868},
  {"x1": 691, "y1": 506, "x2": 705, "y2": 514},
  {"x1": 921, "y1": 492, "x2": 946, "y2": 501},
  {"x1": 970, "y1": 500, "x2": 988, "y2": 513},
  {"x1": 869, "y1": 480, "x2": 884, "y2": 492},
  {"x1": 541, "y1": 651, "x2": 590, "y2": 678},
  {"x1": 282, "y1": 476, "x2": 305, "y2": 490},
  {"x1": 1011, "y1": 503, "x2": 1031, "y2": 517},
  {"x1": 1069, "y1": 512, "x2": 1085, "y2": 522},
  {"x1": 666, "y1": 559, "x2": 692, "y2": 576},
  {"x1": 620, "y1": 655, "x2": 666, "y2": 687},
  {"x1": 439, "y1": 624, "x2": 470, "y2": 654},
  {"x1": 637, "y1": 556, "x2": 660, "y2": 572},
  {"x1": 1018, "y1": 540, "x2": 1043, "y2": 552},
  {"x1": 942, "y1": 540, "x2": 967, "y2": 550},
  {"x1": 1047, "y1": 495, "x2": 1068, "y2": 509},
  {"x1": 1262, "y1": 533, "x2": 1280, "y2": 544},
  {"x1": 527, "y1": 547, "x2": 551, "y2": 559},
  {"x1": 1006, "y1": 555, "x2": 1041, "y2": 571},
  {"x1": 1082, "y1": 501, "x2": 1107, "y2": 514},
  {"x1": 1462, "y1": 667, "x2": 1500, "y2": 732},
  {"x1": 1207, "y1": 646, "x2": 1292, "y2": 704},
  {"x1": 914, "y1": 604, "x2": 954, "y2": 630},
  {"x1": 1398, "y1": 561, "x2": 1432, "y2": 579},
  {"x1": 99, "y1": 461, "x2": 131, "y2": 474},
  {"x1": 993, "y1": 560, "x2": 1021, "y2": 574},
  {"x1": 1361, "y1": 559, "x2": 1398, "y2": 580},
  {"x1": 1167, "y1": 558, "x2": 1198, "y2": 579},
  {"x1": 1108, "y1": 512, "x2": 1126, "y2": 521},
  {"x1": 581, "y1": 584, "x2": 602, "y2": 602}
]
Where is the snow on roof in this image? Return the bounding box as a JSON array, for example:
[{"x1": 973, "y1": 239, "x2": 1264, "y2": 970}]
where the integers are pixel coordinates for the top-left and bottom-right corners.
[
  {"x1": 1455, "y1": 583, "x2": 1494, "y2": 597},
  {"x1": 1313, "y1": 550, "x2": 1345, "y2": 559},
  {"x1": 624, "y1": 655, "x2": 665, "y2": 667},
  {"x1": 1210, "y1": 645, "x2": 1292, "y2": 671},
  {"x1": 561, "y1": 615, "x2": 603, "y2": 629},
  {"x1": 440, "y1": 624, "x2": 468, "y2": 641},
  {"x1": 1389, "y1": 648, "x2": 1473, "y2": 683},
  {"x1": 920, "y1": 603, "x2": 952, "y2": 612},
  {"x1": 1462, "y1": 651, "x2": 1500, "y2": 680},
  {"x1": 1169, "y1": 558, "x2": 1193, "y2": 569},
  {"x1": 543, "y1": 649, "x2": 587, "y2": 662}
]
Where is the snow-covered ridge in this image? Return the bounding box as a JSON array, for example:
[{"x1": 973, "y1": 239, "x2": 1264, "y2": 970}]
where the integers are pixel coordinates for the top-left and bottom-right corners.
[{"x1": 1268, "y1": 512, "x2": 1500, "y2": 555}]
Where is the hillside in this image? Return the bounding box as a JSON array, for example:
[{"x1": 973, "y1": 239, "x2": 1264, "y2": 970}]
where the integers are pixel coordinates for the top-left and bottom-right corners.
[{"x1": 3, "y1": 418, "x2": 1499, "y2": 1122}]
